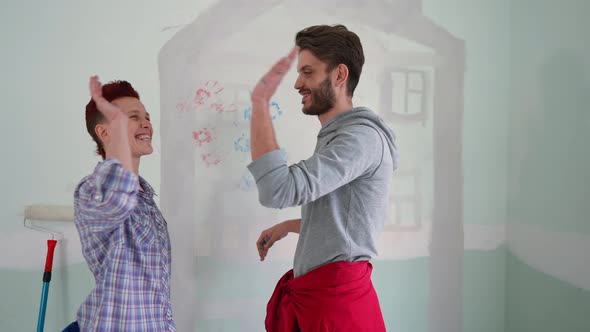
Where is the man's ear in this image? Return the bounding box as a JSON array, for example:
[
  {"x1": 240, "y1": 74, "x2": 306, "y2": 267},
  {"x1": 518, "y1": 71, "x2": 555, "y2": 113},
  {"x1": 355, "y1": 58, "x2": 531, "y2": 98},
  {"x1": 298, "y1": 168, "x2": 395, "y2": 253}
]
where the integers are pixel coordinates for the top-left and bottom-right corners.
[{"x1": 334, "y1": 64, "x2": 349, "y2": 90}]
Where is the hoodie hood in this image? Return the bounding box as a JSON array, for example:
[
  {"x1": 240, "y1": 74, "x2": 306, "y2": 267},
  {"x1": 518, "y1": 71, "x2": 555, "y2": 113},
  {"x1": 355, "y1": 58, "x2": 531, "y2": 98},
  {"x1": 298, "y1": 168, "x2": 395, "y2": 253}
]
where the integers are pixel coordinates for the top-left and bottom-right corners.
[{"x1": 319, "y1": 107, "x2": 399, "y2": 171}]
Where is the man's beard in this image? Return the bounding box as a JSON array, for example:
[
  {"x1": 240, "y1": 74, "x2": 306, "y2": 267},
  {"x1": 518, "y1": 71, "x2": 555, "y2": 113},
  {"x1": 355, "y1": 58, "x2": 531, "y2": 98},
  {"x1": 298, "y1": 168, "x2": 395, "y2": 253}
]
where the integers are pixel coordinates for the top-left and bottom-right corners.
[{"x1": 302, "y1": 77, "x2": 335, "y2": 116}]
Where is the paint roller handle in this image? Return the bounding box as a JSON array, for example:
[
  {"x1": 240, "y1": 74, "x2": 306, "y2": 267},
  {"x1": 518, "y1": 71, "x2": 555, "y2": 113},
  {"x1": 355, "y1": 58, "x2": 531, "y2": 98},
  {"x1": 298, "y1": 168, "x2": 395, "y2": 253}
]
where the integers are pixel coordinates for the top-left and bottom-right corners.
[{"x1": 43, "y1": 240, "x2": 57, "y2": 282}]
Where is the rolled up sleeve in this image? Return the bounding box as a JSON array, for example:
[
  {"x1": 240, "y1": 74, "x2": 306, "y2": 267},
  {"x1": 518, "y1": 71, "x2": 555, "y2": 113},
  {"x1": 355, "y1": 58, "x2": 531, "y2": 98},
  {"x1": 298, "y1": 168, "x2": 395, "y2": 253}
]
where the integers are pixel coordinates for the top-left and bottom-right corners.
[{"x1": 74, "y1": 158, "x2": 139, "y2": 233}]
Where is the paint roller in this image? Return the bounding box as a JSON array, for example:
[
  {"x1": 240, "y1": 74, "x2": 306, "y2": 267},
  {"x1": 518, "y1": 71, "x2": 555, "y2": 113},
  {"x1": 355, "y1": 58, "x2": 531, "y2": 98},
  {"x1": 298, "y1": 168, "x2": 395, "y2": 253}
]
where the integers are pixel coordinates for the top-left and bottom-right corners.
[
  {"x1": 24, "y1": 204, "x2": 74, "y2": 223},
  {"x1": 23, "y1": 204, "x2": 74, "y2": 332}
]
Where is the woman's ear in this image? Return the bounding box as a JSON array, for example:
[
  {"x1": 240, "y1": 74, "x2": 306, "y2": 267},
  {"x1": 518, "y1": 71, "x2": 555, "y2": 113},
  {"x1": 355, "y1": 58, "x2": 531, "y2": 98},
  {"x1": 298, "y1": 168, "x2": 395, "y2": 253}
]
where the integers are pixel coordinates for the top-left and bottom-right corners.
[{"x1": 95, "y1": 123, "x2": 108, "y2": 144}]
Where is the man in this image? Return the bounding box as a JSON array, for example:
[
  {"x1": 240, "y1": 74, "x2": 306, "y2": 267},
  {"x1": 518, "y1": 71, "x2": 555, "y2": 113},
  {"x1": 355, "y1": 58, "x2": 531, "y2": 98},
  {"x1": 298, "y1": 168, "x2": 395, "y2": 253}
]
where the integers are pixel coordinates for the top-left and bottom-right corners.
[
  {"x1": 248, "y1": 25, "x2": 398, "y2": 331},
  {"x1": 64, "y1": 76, "x2": 175, "y2": 331}
]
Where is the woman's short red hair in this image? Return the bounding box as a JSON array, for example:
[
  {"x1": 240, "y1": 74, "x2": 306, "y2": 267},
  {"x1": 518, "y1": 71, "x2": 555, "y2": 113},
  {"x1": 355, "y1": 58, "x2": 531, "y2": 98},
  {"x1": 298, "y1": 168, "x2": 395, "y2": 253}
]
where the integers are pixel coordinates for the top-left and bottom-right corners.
[{"x1": 85, "y1": 80, "x2": 140, "y2": 159}]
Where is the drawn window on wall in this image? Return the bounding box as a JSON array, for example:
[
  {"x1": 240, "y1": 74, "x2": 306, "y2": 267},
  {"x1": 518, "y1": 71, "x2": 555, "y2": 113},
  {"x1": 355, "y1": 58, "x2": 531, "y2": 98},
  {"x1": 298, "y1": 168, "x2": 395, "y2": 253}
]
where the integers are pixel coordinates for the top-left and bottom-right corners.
[
  {"x1": 385, "y1": 168, "x2": 422, "y2": 231},
  {"x1": 379, "y1": 66, "x2": 433, "y2": 232},
  {"x1": 380, "y1": 68, "x2": 429, "y2": 125}
]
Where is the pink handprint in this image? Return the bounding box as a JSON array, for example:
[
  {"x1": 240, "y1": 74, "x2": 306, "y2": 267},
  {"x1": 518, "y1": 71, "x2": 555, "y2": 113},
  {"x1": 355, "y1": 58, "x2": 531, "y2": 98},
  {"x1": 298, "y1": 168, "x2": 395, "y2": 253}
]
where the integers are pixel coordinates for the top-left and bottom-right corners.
[
  {"x1": 194, "y1": 89, "x2": 211, "y2": 107},
  {"x1": 194, "y1": 81, "x2": 224, "y2": 107},
  {"x1": 192, "y1": 128, "x2": 216, "y2": 146},
  {"x1": 176, "y1": 101, "x2": 191, "y2": 112},
  {"x1": 209, "y1": 102, "x2": 224, "y2": 113},
  {"x1": 201, "y1": 152, "x2": 222, "y2": 167}
]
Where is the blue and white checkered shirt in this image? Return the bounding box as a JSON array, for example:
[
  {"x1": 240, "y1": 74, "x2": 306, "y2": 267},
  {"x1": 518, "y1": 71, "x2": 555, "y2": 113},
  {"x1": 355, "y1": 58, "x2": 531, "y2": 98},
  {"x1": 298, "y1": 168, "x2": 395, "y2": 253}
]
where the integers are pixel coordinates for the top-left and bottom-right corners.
[{"x1": 74, "y1": 158, "x2": 175, "y2": 331}]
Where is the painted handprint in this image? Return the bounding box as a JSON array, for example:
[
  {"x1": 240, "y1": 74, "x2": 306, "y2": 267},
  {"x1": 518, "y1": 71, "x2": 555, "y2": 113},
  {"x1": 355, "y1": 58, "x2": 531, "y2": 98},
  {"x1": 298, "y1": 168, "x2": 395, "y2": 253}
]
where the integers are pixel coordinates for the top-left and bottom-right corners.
[
  {"x1": 243, "y1": 101, "x2": 283, "y2": 121},
  {"x1": 269, "y1": 101, "x2": 283, "y2": 120},
  {"x1": 234, "y1": 133, "x2": 250, "y2": 153},
  {"x1": 192, "y1": 127, "x2": 216, "y2": 146},
  {"x1": 201, "y1": 152, "x2": 222, "y2": 167},
  {"x1": 194, "y1": 81, "x2": 224, "y2": 107}
]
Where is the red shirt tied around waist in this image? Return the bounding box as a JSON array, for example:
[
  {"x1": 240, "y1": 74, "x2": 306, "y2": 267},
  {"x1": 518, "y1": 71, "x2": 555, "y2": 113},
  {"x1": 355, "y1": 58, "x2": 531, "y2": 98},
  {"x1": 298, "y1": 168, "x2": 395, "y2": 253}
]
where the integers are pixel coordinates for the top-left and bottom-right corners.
[{"x1": 266, "y1": 261, "x2": 386, "y2": 332}]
